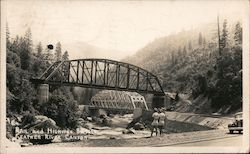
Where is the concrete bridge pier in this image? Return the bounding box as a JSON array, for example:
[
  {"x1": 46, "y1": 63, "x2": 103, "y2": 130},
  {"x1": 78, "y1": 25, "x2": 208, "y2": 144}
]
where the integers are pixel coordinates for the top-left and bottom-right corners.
[
  {"x1": 133, "y1": 108, "x2": 143, "y2": 120},
  {"x1": 88, "y1": 108, "x2": 107, "y2": 117},
  {"x1": 37, "y1": 84, "x2": 49, "y2": 104},
  {"x1": 152, "y1": 94, "x2": 165, "y2": 109}
]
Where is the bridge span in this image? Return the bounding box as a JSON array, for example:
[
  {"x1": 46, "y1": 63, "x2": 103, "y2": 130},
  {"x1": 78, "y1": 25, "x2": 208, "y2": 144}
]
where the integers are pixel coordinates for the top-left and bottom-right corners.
[{"x1": 31, "y1": 58, "x2": 166, "y2": 110}]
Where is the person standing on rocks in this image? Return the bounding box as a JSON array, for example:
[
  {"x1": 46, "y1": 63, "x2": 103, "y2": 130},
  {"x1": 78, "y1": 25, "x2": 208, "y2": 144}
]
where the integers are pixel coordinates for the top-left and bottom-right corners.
[
  {"x1": 151, "y1": 108, "x2": 160, "y2": 137},
  {"x1": 158, "y1": 108, "x2": 166, "y2": 136}
]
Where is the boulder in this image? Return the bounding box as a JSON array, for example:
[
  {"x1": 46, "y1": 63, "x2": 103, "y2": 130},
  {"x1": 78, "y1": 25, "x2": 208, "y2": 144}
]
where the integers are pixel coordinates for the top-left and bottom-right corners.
[
  {"x1": 108, "y1": 114, "x2": 115, "y2": 118},
  {"x1": 52, "y1": 135, "x2": 62, "y2": 143},
  {"x1": 84, "y1": 122, "x2": 94, "y2": 129},
  {"x1": 20, "y1": 115, "x2": 58, "y2": 132},
  {"x1": 35, "y1": 115, "x2": 56, "y2": 126},
  {"x1": 122, "y1": 129, "x2": 135, "y2": 134},
  {"x1": 20, "y1": 142, "x2": 33, "y2": 147},
  {"x1": 92, "y1": 126, "x2": 111, "y2": 130},
  {"x1": 89, "y1": 129, "x2": 96, "y2": 135},
  {"x1": 109, "y1": 136, "x2": 116, "y2": 139},
  {"x1": 102, "y1": 116, "x2": 112, "y2": 126},
  {"x1": 133, "y1": 122, "x2": 145, "y2": 130},
  {"x1": 76, "y1": 118, "x2": 86, "y2": 127},
  {"x1": 30, "y1": 120, "x2": 58, "y2": 130},
  {"x1": 10, "y1": 119, "x2": 21, "y2": 126},
  {"x1": 87, "y1": 117, "x2": 93, "y2": 122},
  {"x1": 94, "y1": 117, "x2": 103, "y2": 124}
]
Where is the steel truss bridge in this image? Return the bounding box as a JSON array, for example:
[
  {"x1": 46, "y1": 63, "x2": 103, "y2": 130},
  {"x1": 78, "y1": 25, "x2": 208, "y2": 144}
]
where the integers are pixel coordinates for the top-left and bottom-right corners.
[
  {"x1": 31, "y1": 58, "x2": 164, "y2": 95},
  {"x1": 89, "y1": 90, "x2": 149, "y2": 111}
]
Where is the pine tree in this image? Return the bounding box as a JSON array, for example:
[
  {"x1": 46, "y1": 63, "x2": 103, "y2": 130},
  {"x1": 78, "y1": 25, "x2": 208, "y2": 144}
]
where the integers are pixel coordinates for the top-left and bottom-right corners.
[
  {"x1": 55, "y1": 42, "x2": 62, "y2": 61},
  {"x1": 6, "y1": 23, "x2": 11, "y2": 49},
  {"x1": 20, "y1": 28, "x2": 32, "y2": 70},
  {"x1": 177, "y1": 46, "x2": 182, "y2": 57},
  {"x1": 36, "y1": 42, "x2": 43, "y2": 57},
  {"x1": 11, "y1": 36, "x2": 20, "y2": 55},
  {"x1": 234, "y1": 21, "x2": 242, "y2": 46},
  {"x1": 220, "y1": 19, "x2": 228, "y2": 49},
  {"x1": 188, "y1": 40, "x2": 192, "y2": 51},
  {"x1": 24, "y1": 28, "x2": 33, "y2": 49},
  {"x1": 198, "y1": 32, "x2": 203, "y2": 46},
  {"x1": 171, "y1": 51, "x2": 176, "y2": 65},
  {"x1": 62, "y1": 51, "x2": 69, "y2": 61},
  {"x1": 183, "y1": 46, "x2": 187, "y2": 55},
  {"x1": 203, "y1": 37, "x2": 206, "y2": 48}
]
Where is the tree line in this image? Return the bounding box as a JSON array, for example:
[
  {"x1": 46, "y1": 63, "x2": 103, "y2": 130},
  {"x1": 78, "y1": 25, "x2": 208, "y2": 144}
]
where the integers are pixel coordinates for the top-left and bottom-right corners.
[
  {"x1": 6, "y1": 25, "x2": 80, "y2": 128},
  {"x1": 125, "y1": 19, "x2": 242, "y2": 113}
]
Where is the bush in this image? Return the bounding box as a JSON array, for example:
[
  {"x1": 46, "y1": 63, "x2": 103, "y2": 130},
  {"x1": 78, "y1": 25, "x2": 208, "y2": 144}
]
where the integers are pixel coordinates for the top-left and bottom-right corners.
[
  {"x1": 20, "y1": 111, "x2": 36, "y2": 128},
  {"x1": 40, "y1": 95, "x2": 79, "y2": 129}
]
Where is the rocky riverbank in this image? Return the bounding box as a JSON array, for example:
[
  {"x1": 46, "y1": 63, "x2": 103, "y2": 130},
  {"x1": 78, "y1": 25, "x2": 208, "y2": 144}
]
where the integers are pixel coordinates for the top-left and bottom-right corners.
[{"x1": 6, "y1": 111, "x2": 235, "y2": 148}]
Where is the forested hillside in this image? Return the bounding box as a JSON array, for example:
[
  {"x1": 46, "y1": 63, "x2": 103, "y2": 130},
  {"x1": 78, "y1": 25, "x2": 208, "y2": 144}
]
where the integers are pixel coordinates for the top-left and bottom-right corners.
[
  {"x1": 124, "y1": 20, "x2": 242, "y2": 114},
  {"x1": 6, "y1": 26, "x2": 82, "y2": 128},
  {"x1": 6, "y1": 18, "x2": 243, "y2": 119}
]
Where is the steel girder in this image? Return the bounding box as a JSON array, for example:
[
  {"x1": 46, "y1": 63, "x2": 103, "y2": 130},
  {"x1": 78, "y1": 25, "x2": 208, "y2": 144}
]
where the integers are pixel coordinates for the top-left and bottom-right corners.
[{"x1": 30, "y1": 58, "x2": 165, "y2": 95}]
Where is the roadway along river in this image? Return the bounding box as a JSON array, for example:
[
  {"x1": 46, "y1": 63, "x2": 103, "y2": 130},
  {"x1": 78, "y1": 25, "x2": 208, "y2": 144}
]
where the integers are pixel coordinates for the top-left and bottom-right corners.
[
  {"x1": 29, "y1": 129, "x2": 242, "y2": 147},
  {"x1": 173, "y1": 135, "x2": 242, "y2": 146}
]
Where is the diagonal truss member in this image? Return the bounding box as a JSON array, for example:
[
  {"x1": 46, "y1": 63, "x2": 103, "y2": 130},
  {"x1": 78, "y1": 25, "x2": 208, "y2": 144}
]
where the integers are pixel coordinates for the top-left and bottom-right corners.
[{"x1": 30, "y1": 58, "x2": 165, "y2": 95}]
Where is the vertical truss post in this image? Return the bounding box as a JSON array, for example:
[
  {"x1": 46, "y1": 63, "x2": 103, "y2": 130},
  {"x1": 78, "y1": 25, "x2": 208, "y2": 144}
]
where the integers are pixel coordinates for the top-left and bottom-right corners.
[
  {"x1": 117, "y1": 64, "x2": 120, "y2": 87},
  {"x1": 126, "y1": 65, "x2": 130, "y2": 89},
  {"x1": 103, "y1": 60, "x2": 106, "y2": 85},
  {"x1": 77, "y1": 61, "x2": 79, "y2": 83},
  {"x1": 137, "y1": 67, "x2": 140, "y2": 90},
  {"x1": 82, "y1": 61, "x2": 85, "y2": 83},
  {"x1": 90, "y1": 60, "x2": 93, "y2": 85},
  {"x1": 115, "y1": 62, "x2": 119, "y2": 88},
  {"x1": 63, "y1": 61, "x2": 68, "y2": 81},
  {"x1": 67, "y1": 61, "x2": 71, "y2": 82},
  {"x1": 94, "y1": 61, "x2": 98, "y2": 84},
  {"x1": 106, "y1": 63, "x2": 109, "y2": 86},
  {"x1": 146, "y1": 72, "x2": 149, "y2": 91}
]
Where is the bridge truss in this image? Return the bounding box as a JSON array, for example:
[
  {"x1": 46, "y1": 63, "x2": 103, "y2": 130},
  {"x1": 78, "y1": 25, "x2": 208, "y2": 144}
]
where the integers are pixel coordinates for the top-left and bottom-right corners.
[
  {"x1": 90, "y1": 90, "x2": 149, "y2": 111},
  {"x1": 31, "y1": 59, "x2": 164, "y2": 95}
]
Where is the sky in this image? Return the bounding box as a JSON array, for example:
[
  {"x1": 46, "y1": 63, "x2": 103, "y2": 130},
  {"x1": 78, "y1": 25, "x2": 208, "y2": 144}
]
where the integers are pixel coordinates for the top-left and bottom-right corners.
[{"x1": 5, "y1": 0, "x2": 248, "y2": 59}]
